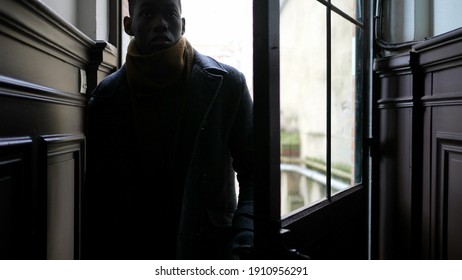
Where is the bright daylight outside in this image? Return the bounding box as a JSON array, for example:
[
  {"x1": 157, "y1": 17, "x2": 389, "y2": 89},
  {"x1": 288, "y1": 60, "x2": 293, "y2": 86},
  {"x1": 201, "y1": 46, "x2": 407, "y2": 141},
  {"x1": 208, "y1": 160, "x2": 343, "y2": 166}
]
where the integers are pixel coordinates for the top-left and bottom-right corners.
[{"x1": 280, "y1": 0, "x2": 361, "y2": 216}]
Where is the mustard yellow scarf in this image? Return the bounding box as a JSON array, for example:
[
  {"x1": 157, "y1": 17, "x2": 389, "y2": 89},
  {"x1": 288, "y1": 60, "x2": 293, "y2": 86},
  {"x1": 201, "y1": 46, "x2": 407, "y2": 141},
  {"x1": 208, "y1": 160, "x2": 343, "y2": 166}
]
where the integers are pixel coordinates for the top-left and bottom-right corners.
[{"x1": 125, "y1": 36, "x2": 194, "y2": 96}]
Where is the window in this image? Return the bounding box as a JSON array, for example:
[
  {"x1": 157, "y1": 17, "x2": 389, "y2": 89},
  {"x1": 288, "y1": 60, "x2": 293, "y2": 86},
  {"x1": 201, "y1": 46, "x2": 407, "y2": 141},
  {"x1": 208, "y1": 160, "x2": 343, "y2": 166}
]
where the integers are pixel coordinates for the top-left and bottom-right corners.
[
  {"x1": 252, "y1": 0, "x2": 371, "y2": 257},
  {"x1": 280, "y1": 0, "x2": 365, "y2": 216}
]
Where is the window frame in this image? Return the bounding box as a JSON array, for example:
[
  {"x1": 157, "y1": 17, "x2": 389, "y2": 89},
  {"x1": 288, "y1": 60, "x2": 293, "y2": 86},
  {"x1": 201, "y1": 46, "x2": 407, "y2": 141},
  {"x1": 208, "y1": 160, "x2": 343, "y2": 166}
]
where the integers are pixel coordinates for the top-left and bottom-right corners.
[{"x1": 253, "y1": 0, "x2": 373, "y2": 254}]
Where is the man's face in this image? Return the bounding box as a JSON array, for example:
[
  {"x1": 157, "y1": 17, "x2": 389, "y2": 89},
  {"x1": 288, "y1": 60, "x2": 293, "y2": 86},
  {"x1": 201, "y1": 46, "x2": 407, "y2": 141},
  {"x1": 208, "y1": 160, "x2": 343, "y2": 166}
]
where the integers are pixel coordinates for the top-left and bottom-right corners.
[{"x1": 124, "y1": 0, "x2": 185, "y2": 54}]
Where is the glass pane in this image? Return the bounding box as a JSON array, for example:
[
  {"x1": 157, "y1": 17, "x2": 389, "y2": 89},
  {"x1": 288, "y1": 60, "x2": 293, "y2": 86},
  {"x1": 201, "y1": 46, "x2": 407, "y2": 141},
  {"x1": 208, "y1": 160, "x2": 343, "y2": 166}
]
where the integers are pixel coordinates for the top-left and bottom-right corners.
[
  {"x1": 331, "y1": 12, "x2": 363, "y2": 195},
  {"x1": 280, "y1": 0, "x2": 327, "y2": 216},
  {"x1": 331, "y1": 0, "x2": 360, "y2": 22}
]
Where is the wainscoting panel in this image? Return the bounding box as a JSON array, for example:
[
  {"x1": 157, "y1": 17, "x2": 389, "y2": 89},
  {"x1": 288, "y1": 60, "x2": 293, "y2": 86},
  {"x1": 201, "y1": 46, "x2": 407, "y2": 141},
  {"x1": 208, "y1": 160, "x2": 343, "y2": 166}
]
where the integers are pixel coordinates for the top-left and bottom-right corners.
[
  {"x1": 0, "y1": 138, "x2": 35, "y2": 259},
  {"x1": 446, "y1": 149, "x2": 462, "y2": 259},
  {"x1": 0, "y1": 0, "x2": 117, "y2": 259},
  {"x1": 431, "y1": 118, "x2": 462, "y2": 259},
  {"x1": 374, "y1": 53, "x2": 416, "y2": 259},
  {"x1": 42, "y1": 135, "x2": 84, "y2": 260},
  {"x1": 374, "y1": 27, "x2": 462, "y2": 259}
]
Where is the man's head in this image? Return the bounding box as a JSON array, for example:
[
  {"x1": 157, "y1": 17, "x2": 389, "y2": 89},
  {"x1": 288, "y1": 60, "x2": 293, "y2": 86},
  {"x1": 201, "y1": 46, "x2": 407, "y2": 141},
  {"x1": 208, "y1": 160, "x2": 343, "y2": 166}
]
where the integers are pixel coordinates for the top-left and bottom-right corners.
[
  {"x1": 127, "y1": 0, "x2": 182, "y2": 16},
  {"x1": 124, "y1": 0, "x2": 185, "y2": 54}
]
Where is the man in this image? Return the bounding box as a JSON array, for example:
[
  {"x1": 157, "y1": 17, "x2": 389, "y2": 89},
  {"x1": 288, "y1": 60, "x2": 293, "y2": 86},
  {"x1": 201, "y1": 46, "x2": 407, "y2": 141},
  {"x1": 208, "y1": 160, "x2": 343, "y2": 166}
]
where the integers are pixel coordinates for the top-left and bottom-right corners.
[{"x1": 83, "y1": 0, "x2": 254, "y2": 260}]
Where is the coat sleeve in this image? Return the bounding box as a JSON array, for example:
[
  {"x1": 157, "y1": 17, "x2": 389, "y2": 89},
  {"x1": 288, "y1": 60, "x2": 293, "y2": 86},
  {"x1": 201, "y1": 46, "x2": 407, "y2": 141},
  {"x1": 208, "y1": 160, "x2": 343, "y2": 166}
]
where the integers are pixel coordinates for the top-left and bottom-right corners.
[{"x1": 229, "y1": 72, "x2": 255, "y2": 232}]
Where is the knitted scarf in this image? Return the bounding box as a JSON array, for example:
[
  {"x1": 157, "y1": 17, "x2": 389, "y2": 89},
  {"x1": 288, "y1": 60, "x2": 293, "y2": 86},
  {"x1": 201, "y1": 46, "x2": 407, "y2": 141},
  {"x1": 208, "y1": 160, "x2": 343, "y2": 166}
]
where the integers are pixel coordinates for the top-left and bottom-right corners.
[{"x1": 125, "y1": 36, "x2": 194, "y2": 96}]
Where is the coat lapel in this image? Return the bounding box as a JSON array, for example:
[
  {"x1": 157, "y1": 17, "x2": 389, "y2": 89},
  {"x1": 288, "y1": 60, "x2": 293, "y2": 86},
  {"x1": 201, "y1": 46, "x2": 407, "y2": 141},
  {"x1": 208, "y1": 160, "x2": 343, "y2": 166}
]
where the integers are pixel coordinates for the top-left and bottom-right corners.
[
  {"x1": 177, "y1": 52, "x2": 228, "y2": 257},
  {"x1": 184, "y1": 51, "x2": 227, "y2": 138}
]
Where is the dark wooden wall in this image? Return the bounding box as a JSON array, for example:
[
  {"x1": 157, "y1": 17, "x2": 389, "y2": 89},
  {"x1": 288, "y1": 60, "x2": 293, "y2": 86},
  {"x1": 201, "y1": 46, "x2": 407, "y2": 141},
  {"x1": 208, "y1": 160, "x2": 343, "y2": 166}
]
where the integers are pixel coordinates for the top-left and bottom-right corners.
[
  {"x1": 0, "y1": 0, "x2": 117, "y2": 259},
  {"x1": 373, "y1": 28, "x2": 462, "y2": 259}
]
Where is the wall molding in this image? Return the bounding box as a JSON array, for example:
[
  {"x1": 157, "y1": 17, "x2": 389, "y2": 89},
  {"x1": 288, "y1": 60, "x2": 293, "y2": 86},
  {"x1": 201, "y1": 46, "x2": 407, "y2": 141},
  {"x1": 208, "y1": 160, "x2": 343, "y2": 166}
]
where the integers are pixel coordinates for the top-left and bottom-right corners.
[
  {"x1": 373, "y1": 53, "x2": 412, "y2": 75},
  {"x1": 0, "y1": 75, "x2": 86, "y2": 107},
  {"x1": 433, "y1": 133, "x2": 462, "y2": 259},
  {"x1": 377, "y1": 97, "x2": 415, "y2": 109},
  {"x1": 0, "y1": 0, "x2": 94, "y2": 69},
  {"x1": 41, "y1": 134, "x2": 85, "y2": 157},
  {"x1": 422, "y1": 93, "x2": 462, "y2": 107},
  {"x1": 40, "y1": 133, "x2": 85, "y2": 260},
  {"x1": 0, "y1": 136, "x2": 33, "y2": 147},
  {"x1": 414, "y1": 28, "x2": 462, "y2": 70}
]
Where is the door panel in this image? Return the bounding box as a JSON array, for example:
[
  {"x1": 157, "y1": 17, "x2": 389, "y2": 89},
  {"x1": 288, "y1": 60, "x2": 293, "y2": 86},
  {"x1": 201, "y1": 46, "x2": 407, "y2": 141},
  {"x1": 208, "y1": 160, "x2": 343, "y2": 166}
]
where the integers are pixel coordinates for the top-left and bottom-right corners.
[
  {"x1": 253, "y1": 0, "x2": 371, "y2": 259},
  {"x1": 0, "y1": 139, "x2": 34, "y2": 259}
]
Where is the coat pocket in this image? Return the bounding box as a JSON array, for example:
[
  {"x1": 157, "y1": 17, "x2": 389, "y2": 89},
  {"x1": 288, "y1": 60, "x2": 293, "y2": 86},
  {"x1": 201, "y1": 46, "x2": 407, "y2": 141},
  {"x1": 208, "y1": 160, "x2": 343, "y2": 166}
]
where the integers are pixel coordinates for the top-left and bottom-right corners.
[{"x1": 206, "y1": 208, "x2": 234, "y2": 228}]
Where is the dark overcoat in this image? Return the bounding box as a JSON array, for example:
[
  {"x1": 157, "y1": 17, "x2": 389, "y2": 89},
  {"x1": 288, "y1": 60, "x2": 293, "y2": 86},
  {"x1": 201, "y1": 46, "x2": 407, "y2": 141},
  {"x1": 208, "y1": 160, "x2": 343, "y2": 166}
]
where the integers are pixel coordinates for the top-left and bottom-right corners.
[{"x1": 83, "y1": 50, "x2": 254, "y2": 259}]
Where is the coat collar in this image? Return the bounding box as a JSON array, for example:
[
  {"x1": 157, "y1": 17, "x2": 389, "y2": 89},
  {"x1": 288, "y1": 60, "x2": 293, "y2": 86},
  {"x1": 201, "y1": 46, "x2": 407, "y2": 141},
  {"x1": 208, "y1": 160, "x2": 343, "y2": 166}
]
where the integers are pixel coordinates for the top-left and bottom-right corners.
[
  {"x1": 192, "y1": 50, "x2": 228, "y2": 77},
  {"x1": 103, "y1": 50, "x2": 227, "y2": 136}
]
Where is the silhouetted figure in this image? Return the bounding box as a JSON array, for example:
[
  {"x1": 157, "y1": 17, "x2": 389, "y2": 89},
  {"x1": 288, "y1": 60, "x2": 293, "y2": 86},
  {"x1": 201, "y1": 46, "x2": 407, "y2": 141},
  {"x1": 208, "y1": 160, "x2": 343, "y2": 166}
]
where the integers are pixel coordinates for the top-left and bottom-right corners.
[{"x1": 83, "y1": 0, "x2": 254, "y2": 260}]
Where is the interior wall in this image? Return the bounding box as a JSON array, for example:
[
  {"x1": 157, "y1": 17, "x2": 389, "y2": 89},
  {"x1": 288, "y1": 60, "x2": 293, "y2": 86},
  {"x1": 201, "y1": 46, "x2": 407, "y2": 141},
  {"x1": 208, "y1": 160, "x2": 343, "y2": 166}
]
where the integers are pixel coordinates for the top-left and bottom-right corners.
[
  {"x1": 0, "y1": 0, "x2": 117, "y2": 259},
  {"x1": 39, "y1": 0, "x2": 109, "y2": 40},
  {"x1": 381, "y1": 0, "x2": 462, "y2": 43},
  {"x1": 39, "y1": 0, "x2": 78, "y2": 25},
  {"x1": 433, "y1": 0, "x2": 462, "y2": 35},
  {"x1": 383, "y1": 0, "x2": 415, "y2": 42},
  {"x1": 373, "y1": 27, "x2": 462, "y2": 260}
]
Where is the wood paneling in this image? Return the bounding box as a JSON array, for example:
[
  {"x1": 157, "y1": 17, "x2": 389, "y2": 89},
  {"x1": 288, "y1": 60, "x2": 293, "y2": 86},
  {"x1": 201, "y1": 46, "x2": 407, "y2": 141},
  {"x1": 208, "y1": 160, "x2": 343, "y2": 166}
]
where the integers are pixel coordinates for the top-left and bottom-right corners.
[
  {"x1": 0, "y1": 0, "x2": 117, "y2": 259},
  {"x1": 374, "y1": 54, "x2": 418, "y2": 259},
  {"x1": 42, "y1": 135, "x2": 84, "y2": 260},
  {"x1": 433, "y1": 133, "x2": 462, "y2": 259},
  {"x1": 446, "y1": 149, "x2": 462, "y2": 259},
  {"x1": 420, "y1": 29, "x2": 462, "y2": 260},
  {"x1": 374, "y1": 27, "x2": 462, "y2": 259},
  {"x1": 0, "y1": 0, "x2": 92, "y2": 94},
  {"x1": 0, "y1": 138, "x2": 35, "y2": 260}
]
